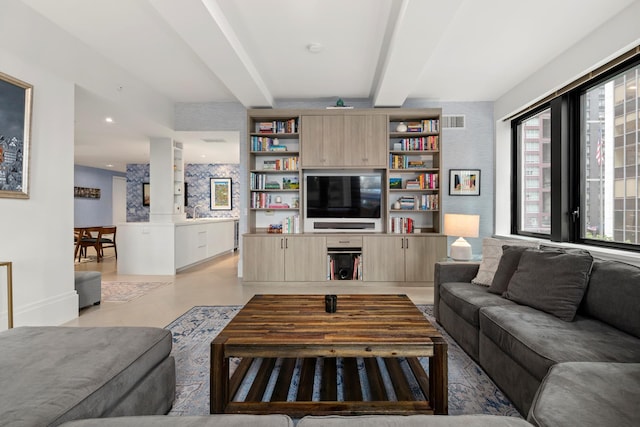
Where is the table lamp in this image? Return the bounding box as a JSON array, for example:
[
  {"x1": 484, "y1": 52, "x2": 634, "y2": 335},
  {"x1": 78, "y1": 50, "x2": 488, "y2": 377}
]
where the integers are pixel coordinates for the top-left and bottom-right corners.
[{"x1": 443, "y1": 213, "x2": 480, "y2": 260}]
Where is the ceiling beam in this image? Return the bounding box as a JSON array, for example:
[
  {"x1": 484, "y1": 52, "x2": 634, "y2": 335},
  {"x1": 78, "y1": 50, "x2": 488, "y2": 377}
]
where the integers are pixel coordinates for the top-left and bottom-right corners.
[
  {"x1": 150, "y1": 0, "x2": 273, "y2": 108},
  {"x1": 372, "y1": 0, "x2": 463, "y2": 107}
]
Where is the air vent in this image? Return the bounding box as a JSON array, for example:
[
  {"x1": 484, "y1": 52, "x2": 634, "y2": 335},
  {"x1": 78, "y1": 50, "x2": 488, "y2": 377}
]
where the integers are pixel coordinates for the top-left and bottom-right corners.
[{"x1": 442, "y1": 115, "x2": 465, "y2": 129}]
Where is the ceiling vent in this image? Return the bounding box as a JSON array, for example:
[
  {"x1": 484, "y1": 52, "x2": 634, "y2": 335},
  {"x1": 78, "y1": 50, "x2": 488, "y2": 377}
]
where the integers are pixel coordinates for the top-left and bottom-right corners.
[{"x1": 442, "y1": 115, "x2": 465, "y2": 129}]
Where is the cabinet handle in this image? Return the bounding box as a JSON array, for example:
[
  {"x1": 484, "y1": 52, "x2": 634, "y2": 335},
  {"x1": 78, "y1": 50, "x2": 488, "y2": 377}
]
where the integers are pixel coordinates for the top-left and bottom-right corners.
[
  {"x1": 405, "y1": 238, "x2": 409, "y2": 249},
  {"x1": 285, "y1": 238, "x2": 288, "y2": 249},
  {"x1": 401, "y1": 238, "x2": 404, "y2": 249},
  {"x1": 281, "y1": 238, "x2": 284, "y2": 249}
]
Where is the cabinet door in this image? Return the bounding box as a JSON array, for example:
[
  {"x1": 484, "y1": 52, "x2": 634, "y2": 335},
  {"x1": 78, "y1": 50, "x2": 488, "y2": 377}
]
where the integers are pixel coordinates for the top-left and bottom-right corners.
[
  {"x1": 344, "y1": 115, "x2": 387, "y2": 167},
  {"x1": 301, "y1": 116, "x2": 325, "y2": 167},
  {"x1": 284, "y1": 236, "x2": 327, "y2": 281},
  {"x1": 301, "y1": 115, "x2": 344, "y2": 167},
  {"x1": 242, "y1": 235, "x2": 285, "y2": 282},
  {"x1": 404, "y1": 235, "x2": 447, "y2": 282},
  {"x1": 362, "y1": 236, "x2": 405, "y2": 281}
]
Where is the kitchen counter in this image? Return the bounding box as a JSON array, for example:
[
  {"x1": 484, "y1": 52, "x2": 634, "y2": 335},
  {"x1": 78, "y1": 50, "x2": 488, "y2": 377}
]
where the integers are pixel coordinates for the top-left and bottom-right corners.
[{"x1": 117, "y1": 218, "x2": 238, "y2": 275}]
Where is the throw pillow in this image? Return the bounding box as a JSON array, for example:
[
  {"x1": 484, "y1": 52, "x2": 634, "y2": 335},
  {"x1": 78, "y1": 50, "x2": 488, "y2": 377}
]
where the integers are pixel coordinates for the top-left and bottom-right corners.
[
  {"x1": 488, "y1": 245, "x2": 530, "y2": 295},
  {"x1": 471, "y1": 238, "x2": 539, "y2": 286},
  {"x1": 504, "y1": 248, "x2": 594, "y2": 321}
]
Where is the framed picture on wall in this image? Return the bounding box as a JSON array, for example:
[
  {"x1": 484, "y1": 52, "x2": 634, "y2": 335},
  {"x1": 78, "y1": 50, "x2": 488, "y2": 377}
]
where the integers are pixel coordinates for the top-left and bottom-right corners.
[
  {"x1": 142, "y1": 183, "x2": 150, "y2": 206},
  {"x1": 0, "y1": 71, "x2": 33, "y2": 199},
  {"x1": 210, "y1": 177, "x2": 231, "y2": 210},
  {"x1": 449, "y1": 169, "x2": 480, "y2": 196}
]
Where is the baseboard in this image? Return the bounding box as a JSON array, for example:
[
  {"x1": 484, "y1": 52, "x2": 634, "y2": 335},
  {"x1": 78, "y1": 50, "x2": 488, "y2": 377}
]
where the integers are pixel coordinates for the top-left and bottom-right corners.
[{"x1": 8, "y1": 291, "x2": 78, "y2": 328}]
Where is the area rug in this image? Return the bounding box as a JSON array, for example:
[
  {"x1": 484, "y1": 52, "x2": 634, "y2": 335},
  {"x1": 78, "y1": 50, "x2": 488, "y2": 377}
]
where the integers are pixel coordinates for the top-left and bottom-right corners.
[
  {"x1": 165, "y1": 304, "x2": 521, "y2": 418},
  {"x1": 101, "y1": 281, "x2": 172, "y2": 302}
]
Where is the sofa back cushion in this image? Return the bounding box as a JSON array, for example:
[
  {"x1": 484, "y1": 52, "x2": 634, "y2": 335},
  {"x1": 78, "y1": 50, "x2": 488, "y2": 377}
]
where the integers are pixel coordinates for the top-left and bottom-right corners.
[
  {"x1": 471, "y1": 238, "x2": 539, "y2": 286},
  {"x1": 582, "y1": 260, "x2": 640, "y2": 338},
  {"x1": 504, "y1": 248, "x2": 593, "y2": 321}
]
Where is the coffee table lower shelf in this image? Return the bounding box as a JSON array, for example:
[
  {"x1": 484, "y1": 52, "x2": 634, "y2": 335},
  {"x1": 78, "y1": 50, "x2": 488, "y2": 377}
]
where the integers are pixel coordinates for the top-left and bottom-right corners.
[{"x1": 221, "y1": 356, "x2": 438, "y2": 417}]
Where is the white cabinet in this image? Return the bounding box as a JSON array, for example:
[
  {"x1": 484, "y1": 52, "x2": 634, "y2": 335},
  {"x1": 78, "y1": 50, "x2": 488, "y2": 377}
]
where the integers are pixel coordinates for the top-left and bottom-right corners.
[{"x1": 175, "y1": 220, "x2": 236, "y2": 270}]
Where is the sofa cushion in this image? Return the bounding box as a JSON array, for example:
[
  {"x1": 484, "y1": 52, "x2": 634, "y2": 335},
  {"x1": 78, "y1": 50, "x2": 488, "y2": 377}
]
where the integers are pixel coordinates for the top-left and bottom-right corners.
[
  {"x1": 61, "y1": 415, "x2": 294, "y2": 427},
  {"x1": 503, "y1": 248, "x2": 593, "y2": 321},
  {"x1": 528, "y1": 362, "x2": 640, "y2": 427},
  {"x1": 0, "y1": 326, "x2": 173, "y2": 426},
  {"x1": 581, "y1": 259, "x2": 640, "y2": 338},
  {"x1": 298, "y1": 415, "x2": 531, "y2": 427},
  {"x1": 479, "y1": 305, "x2": 640, "y2": 382},
  {"x1": 471, "y1": 238, "x2": 538, "y2": 286},
  {"x1": 440, "y1": 282, "x2": 516, "y2": 327},
  {"x1": 488, "y1": 245, "x2": 529, "y2": 295}
]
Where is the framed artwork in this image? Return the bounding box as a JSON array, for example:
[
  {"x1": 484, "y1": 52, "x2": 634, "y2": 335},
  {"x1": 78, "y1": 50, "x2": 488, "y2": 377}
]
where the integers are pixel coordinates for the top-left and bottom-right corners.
[
  {"x1": 210, "y1": 177, "x2": 232, "y2": 210},
  {"x1": 74, "y1": 186, "x2": 101, "y2": 199},
  {"x1": 142, "y1": 183, "x2": 151, "y2": 206},
  {"x1": 449, "y1": 169, "x2": 480, "y2": 196},
  {"x1": 0, "y1": 71, "x2": 33, "y2": 199}
]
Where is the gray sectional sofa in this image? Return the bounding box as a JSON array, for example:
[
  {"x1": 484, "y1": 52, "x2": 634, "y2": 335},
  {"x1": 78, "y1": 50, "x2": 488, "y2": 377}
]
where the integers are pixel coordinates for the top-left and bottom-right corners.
[
  {"x1": 0, "y1": 326, "x2": 175, "y2": 426},
  {"x1": 434, "y1": 244, "x2": 640, "y2": 423}
]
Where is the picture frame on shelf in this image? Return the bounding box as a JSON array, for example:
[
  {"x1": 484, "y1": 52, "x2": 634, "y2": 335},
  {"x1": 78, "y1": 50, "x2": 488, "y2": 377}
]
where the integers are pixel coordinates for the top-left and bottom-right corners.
[
  {"x1": 0, "y1": 71, "x2": 33, "y2": 199},
  {"x1": 449, "y1": 169, "x2": 480, "y2": 196},
  {"x1": 142, "y1": 183, "x2": 150, "y2": 206},
  {"x1": 211, "y1": 177, "x2": 232, "y2": 210}
]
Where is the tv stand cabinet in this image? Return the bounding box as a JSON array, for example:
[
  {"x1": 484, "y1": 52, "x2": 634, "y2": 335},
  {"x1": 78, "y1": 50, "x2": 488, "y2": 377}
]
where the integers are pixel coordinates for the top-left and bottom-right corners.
[{"x1": 244, "y1": 108, "x2": 445, "y2": 285}]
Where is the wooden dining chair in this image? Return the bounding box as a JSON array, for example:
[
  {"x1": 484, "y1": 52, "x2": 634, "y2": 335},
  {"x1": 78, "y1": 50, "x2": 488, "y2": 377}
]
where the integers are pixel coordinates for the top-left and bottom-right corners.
[
  {"x1": 98, "y1": 226, "x2": 117, "y2": 260},
  {"x1": 76, "y1": 227, "x2": 103, "y2": 262}
]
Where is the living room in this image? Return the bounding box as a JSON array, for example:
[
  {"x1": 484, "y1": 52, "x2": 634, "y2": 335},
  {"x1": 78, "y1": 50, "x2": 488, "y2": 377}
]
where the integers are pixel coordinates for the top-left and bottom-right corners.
[{"x1": 1, "y1": 1, "x2": 639, "y2": 425}]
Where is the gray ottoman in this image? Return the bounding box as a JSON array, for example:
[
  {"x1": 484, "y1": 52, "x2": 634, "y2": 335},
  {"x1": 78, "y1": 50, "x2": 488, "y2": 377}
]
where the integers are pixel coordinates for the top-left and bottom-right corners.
[
  {"x1": 528, "y1": 362, "x2": 640, "y2": 427},
  {"x1": 75, "y1": 271, "x2": 101, "y2": 308}
]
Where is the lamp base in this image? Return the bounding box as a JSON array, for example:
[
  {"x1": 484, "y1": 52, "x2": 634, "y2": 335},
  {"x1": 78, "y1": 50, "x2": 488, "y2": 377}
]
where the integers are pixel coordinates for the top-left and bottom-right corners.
[{"x1": 450, "y1": 237, "x2": 472, "y2": 261}]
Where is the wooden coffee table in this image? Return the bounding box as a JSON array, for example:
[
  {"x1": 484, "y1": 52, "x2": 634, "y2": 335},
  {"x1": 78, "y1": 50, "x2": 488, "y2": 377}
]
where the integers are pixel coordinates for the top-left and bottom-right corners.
[{"x1": 210, "y1": 294, "x2": 447, "y2": 417}]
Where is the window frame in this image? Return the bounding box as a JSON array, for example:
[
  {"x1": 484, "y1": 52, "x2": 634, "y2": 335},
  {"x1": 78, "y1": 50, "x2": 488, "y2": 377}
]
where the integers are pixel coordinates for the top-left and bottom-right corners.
[{"x1": 511, "y1": 55, "x2": 640, "y2": 252}]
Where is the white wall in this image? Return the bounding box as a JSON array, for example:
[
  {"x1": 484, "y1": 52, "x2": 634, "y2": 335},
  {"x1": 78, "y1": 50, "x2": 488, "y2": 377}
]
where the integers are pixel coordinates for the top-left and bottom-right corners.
[
  {"x1": 0, "y1": 45, "x2": 77, "y2": 329},
  {"x1": 493, "y1": 1, "x2": 640, "y2": 237}
]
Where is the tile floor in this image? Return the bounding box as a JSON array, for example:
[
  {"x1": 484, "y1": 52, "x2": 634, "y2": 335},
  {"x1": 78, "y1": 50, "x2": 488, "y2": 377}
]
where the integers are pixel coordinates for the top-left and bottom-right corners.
[{"x1": 68, "y1": 250, "x2": 435, "y2": 328}]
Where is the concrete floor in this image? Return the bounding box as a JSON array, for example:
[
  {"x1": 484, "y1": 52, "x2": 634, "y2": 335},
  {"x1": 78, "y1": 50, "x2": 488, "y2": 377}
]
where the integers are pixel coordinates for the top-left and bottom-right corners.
[{"x1": 68, "y1": 250, "x2": 435, "y2": 327}]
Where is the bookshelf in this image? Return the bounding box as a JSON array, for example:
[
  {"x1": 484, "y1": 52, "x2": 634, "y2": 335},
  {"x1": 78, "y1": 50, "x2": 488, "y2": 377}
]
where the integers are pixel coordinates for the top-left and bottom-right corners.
[
  {"x1": 248, "y1": 113, "x2": 301, "y2": 234},
  {"x1": 388, "y1": 111, "x2": 442, "y2": 234}
]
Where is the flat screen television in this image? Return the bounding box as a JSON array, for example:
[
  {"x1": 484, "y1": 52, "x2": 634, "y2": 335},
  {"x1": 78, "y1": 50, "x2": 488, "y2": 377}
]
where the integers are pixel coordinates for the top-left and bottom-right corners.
[{"x1": 304, "y1": 171, "x2": 383, "y2": 232}]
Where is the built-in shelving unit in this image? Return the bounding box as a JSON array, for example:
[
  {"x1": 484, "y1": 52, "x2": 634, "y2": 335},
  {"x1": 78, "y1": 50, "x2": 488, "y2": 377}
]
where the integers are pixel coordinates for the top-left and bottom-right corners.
[
  {"x1": 248, "y1": 114, "x2": 301, "y2": 233},
  {"x1": 244, "y1": 108, "x2": 446, "y2": 285},
  {"x1": 173, "y1": 141, "x2": 184, "y2": 216},
  {"x1": 387, "y1": 111, "x2": 441, "y2": 234}
]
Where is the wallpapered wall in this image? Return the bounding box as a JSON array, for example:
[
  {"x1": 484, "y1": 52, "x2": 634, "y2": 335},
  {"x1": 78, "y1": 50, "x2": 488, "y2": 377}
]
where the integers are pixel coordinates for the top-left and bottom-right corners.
[{"x1": 127, "y1": 163, "x2": 240, "y2": 222}]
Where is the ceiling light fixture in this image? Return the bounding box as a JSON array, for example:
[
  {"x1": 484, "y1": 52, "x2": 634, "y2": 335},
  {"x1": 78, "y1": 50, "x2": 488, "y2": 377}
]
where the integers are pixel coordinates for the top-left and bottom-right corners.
[
  {"x1": 106, "y1": 164, "x2": 114, "y2": 168},
  {"x1": 306, "y1": 43, "x2": 323, "y2": 54},
  {"x1": 105, "y1": 117, "x2": 114, "y2": 123}
]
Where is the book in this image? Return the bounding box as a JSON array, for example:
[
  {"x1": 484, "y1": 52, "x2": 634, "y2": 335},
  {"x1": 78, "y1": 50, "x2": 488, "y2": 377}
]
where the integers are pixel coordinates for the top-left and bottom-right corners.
[{"x1": 389, "y1": 177, "x2": 402, "y2": 189}]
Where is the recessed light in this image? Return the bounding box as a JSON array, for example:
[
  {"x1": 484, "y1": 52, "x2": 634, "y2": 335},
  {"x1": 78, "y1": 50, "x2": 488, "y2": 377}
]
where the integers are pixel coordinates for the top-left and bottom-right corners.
[
  {"x1": 307, "y1": 43, "x2": 323, "y2": 54},
  {"x1": 105, "y1": 117, "x2": 114, "y2": 123},
  {"x1": 200, "y1": 154, "x2": 207, "y2": 158},
  {"x1": 106, "y1": 164, "x2": 114, "y2": 168}
]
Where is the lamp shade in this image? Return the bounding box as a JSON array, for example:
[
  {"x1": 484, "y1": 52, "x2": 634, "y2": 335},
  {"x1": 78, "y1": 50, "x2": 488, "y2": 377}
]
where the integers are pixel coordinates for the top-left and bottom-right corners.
[{"x1": 443, "y1": 214, "x2": 480, "y2": 238}]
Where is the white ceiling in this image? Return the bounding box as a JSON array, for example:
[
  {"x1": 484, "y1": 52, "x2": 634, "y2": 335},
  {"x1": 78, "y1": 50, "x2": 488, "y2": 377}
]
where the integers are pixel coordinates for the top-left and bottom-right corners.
[{"x1": 20, "y1": 0, "x2": 637, "y2": 172}]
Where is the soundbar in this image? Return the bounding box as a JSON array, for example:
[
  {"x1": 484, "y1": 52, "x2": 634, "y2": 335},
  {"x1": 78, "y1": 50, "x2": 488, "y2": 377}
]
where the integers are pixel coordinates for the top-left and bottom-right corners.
[{"x1": 314, "y1": 222, "x2": 375, "y2": 230}]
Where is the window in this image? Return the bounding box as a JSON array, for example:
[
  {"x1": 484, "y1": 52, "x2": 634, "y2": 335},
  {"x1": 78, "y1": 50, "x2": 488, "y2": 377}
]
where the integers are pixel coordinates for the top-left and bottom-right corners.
[
  {"x1": 515, "y1": 108, "x2": 551, "y2": 236},
  {"x1": 582, "y1": 63, "x2": 640, "y2": 245},
  {"x1": 512, "y1": 54, "x2": 640, "y2": 251}
]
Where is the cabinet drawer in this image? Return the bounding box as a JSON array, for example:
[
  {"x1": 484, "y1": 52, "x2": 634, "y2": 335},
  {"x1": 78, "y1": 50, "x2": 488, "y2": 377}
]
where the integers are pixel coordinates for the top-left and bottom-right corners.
[{"x1": 326, "y1": 236, "x2": 363, "y2": 248}]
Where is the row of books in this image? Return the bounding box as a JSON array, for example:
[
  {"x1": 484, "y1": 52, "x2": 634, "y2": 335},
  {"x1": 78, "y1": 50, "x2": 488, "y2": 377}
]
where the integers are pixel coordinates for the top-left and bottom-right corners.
[
  {"x1": 397, "y1": 119, "x2": 439, "y2": 133},
  {"x1": 251, "y1": 136, "x2": 295, "y2": 152},
  {"x1": 266, "y1": 215, "x2": 300, "y2": 234},
  {"x1": 256, "y1": 118, "x2": 298, "y2": 134},
  {"x1": 406, "y1": 173, "x2": 439, "y2": 190},
  {"x1": 251, "y1": 192, "x2": 292, "y2": 209},
  {"x1": 393, "y1": 136, "x2": 439, "y2": 151},
  {"x1": 389, "y1": 154, "x2": 433, "y2": 169},
  {"x1": 391, "y1": 194, "x2": 439, "y2": 211},
  {"x1": 250, "y1": 174, "x2": 299, "y2": 190},
  {"x1": 327, "y1": 255, "x2": 362, "y2": 280},
  {"x1": 261, "y1": 157, "x2": 298, "y2": 171},
  {"x1": 389, "y1": 217, "x2": 416, "y2": 234}
]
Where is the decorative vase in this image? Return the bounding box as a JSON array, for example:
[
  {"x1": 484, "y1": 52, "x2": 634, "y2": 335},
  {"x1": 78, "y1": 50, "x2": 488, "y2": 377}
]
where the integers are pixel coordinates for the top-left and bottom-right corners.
[{"x1": 396, "y1": 122, "x2": 407, "y2": 132}]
